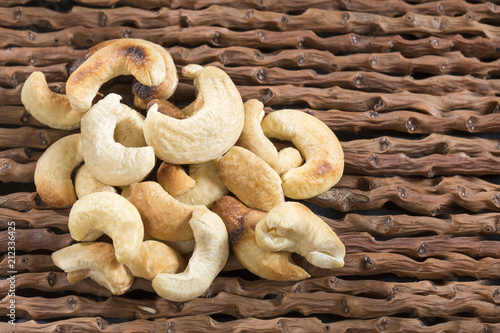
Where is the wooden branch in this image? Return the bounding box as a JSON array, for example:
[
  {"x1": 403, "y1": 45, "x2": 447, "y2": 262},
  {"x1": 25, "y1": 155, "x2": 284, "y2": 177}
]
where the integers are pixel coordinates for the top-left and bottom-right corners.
[
  {"x1": 0, "y1": 208, "x2": 69, "y2": 231},
  {"x1": 0, "y1": 148, "x2": 42, "y2": 163},
  {"x1": 0, "y1": 127, "x2": 73, "y2": 149},
  {"x1": 0, "y1": 158, "x2": 35, "y2": 183},
  {"x1": 0, "y1": 228, "x2": 74, "y2": 252}
]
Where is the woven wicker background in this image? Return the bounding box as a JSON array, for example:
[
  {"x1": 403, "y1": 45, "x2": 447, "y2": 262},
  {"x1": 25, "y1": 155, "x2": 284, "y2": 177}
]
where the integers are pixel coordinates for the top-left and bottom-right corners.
[{"x1": 1, "y1": 0, "x2": 500, "y2": 332}]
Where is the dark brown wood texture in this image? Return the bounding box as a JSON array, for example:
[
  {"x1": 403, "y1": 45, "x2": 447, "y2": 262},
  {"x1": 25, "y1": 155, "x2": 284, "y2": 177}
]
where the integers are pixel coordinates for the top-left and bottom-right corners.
[{"x1": 1, "y1": 0, "x2": 500, "y2": 332}]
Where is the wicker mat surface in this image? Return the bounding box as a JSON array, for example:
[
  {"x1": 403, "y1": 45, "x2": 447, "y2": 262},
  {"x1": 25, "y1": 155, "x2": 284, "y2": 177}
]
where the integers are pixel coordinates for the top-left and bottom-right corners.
[{"x1": 1, "y1": 0, "x2": 500, "y2": 332}]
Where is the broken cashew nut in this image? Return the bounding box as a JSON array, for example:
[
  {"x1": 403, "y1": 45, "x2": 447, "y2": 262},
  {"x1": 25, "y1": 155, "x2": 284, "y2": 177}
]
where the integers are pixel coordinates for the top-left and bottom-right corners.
[
  {"x1": 212, "y1": 196, "x2": 310, "y2": 281},
  {"x1": 52, "y1": 242, "x2": 134, "y2": 295},
  {"x1": 236, "y1": 99, "x2": 303, "y2": 175},
  {"x1": 21, "y1": 71, "x2": 84, "y2": 130},
  {"x1": 68, "y1": 192, "x2": 144, "y2": 264},
  {"x1": 80, "y1": 93, "x2": 155, "y2": 187},
  {"x1": 143, "y1": 64, "x2": 244, "y2": 164},
  {"x1": 34, "y1": 133, "x2": 83, "y2": 207},
  {"x1": 261, "y1": 109, "x2": 344, "y2": 199},
  {"x1": 66, "y1": 38, "x2": 167, "y2": 112},
  {"x1": 254, "y1": 202, "x2": 345, "y2": 269},
  {"x1": 152, "y1": 208, "x2": 229, "y2": 302}
]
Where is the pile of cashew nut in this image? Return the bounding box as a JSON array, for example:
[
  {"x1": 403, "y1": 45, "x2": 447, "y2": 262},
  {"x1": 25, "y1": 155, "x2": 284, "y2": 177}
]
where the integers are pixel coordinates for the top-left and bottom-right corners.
[{"x1": 24, "y1": 38, "x2": 346, "y2": 301}]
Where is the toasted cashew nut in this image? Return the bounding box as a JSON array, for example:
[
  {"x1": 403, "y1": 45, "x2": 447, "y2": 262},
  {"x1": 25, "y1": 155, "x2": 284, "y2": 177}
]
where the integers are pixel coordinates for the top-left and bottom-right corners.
[
  {"x1": 80, "y1": 93, "x2": 155, "y2": 186},
  {"x1": 261, "y1": 109, "x2": 344, "y2": 199},
  {"x1": 68, "y1": 192, "x2": 144, "y2": 264},
  {"x1": 114, "y1": 103, "x2": 147, "y2": 148},
  {"x1": 52, "y1": 242, "x2": 134, "y2": 295},
  {"x1": 74, "y1": 163, "x2": 118, "y2": 199},
  {"x1": 236, "y1": 99, "x2": 303, "y2": 175},
  {"x1": 21, "y1": 71, "x2": 83, "y2": 130},
  {"x1": 66, "y1": 38, "x2": 167, "y2": 112},
  {"x1": 212, "y1": 196, "x2": 310, "y2": 281},
  {"x1": 159, "y1": 158, "x2": 228, "y2": 208},
  {"x1": 34, "y1": 133, "x2": 83, "y2": 207},
  {"x1": 143, "y1": 64, "x2": 244, "y2": 164},
  {"x1": 128, "y1": 181, "x2": 206, "y2": 242},
  {"x1": 126, "y1": 240, "x2": 186, "y2": 280},
  {"x1": 254, "y1": 202, "x2": 345, "y2": 269},
  {"x1": 152, "y1": 208, "x2": 229, "y2": 301},
  {"x1": 219, "y1": 146, "x2": 283, "y2": 211}
]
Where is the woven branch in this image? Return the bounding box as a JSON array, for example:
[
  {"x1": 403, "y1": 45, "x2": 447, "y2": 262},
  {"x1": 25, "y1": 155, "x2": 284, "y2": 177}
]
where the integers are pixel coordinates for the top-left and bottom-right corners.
[
  {"x1": 0, "y1": 228, "x2": 73, "y2": 252},
  {"x1": 2, "y1": 6, "x2": 500, "y2": 38},
  {"x1": 0, "y1": 192, "x2": 49, "y2": 211},
  {"x1": 0, "y1": 127, "x2": 73, "y2": 149},
  {"x1": 0, "y1": 158, "x2": 35, "y2": 183},
  {"x1": 0, "y1": 208, "x2": 69, "y2": 231}
]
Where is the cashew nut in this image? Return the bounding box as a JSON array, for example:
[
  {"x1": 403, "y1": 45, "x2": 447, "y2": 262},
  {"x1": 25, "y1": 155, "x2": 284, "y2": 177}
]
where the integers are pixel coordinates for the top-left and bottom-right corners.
[
  {"x1": 114, "y1": 103, "x2": 147, "y2": 148},
  {"x1": 151, "y1": 208, "x2": 229, "y2": 301},
  {"x1": 128, "y1": 181, "x2": 205, "y2": 242},
  {"x1": 74, "y1": 163, "x2": 117, "y2": 199},
  {"x1": 254, "y1": 202, "x2": 345, "y2": 269},
  {"x1": 261, "y1": 109, "x2": 344, "y2": 199},
  {"x1": 21, "y1": 71, "x2": 83, "y2": 130},
  {"x1": 34, "y1": 133, "x2": 83, "y2": 207},
  {"x1": 51, "y1": 242, "x2": 134, "y2": 295},
  {"x1": 66, "y1": 38, "x2": 167, "y2": 112},
  {"x1": 159, "y1": 158, "x2": 228, "y2": 208},
  {"x1": 68, "y1": 192, "x2": 144, "y2": 264},
  {"x1": 212, "y1": 196, "x2": 310, "y2": 281},
  {"x1": 219, "y1": 146, "x2": 284, "y2": 211},
  {"x1": 143, "y1": 64, "x2": 244, "y2": 164},
  {"x1": 80, "y1": 93, "x2": 155, "y2": 186},
  {"x1": 126, "y1": 240, "x2": 186, "y2": 280},
  {"x1": 236, "y1": 99, "x2": 303, "y2": 175}
]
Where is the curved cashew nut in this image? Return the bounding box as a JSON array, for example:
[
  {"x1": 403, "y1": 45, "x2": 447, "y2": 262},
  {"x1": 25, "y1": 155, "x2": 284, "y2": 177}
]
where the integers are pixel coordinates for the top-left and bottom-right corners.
[
  {"x1": 34, "y1": 133, "x2": 83, "y2": 207},
  {"x1": 68, "y1": 192, "x2": 144, "y2": 264},
  {"x1": 236, "y1": 99, "x2": 303, "y2": 175},
  {"x1": 66, "y1": 38, "x2": 167, "y2": 112},
  {"x1": 152, "y1": 208, "x2": 229, "y2": 301},
  {"x1": 219, "y1": 146, "x2": 283, "y2": 211},
  {"x1": 52, "y1": 242, "x2": 134, "y2": 295},
  {"x1": 114, "y1": 103, "x2": 147, "y2": 148},
  {"x1": 128, "y1": 181, "x2": 206, "y2": 242},
  {"x1": 126, "y1": 240, "x2": 186, "y2": 280},
  {"x1": 254, "y1": 202, "x2": 345, "y2": 269},
  {"x1": 74, "y1": 163, "x2": 117, "y2": 199},
  {"x1": 80, "y1": 93, "x2": 155, "y2": 186},
  {"x1": 212, "y1": 196, "x2": 310, "y2": 281},
  {"x1": 143, "y1": 64, "x2": 244, "y2": 164},
  {"x1": 261, "y1": 109, "x2": 344, "y2": 199},
  {"x1": 21, "y1": 71, "x2": 83, "y2": 130},
  {"x1": 158, "y1": 158, "x2": 228, "y2": 208}
]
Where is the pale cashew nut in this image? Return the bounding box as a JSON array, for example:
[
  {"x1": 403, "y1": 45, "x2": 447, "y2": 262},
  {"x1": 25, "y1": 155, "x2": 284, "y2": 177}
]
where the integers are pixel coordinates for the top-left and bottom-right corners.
[
  {"x1": 158, "y1": 158, "x2": 228, "y2": 208},
  {"x1": 126, "y1": 240, "x2": 186, "y2": 280},
  {"x1": 68, "y1": 192, "x2": 144, "y2": 264},
  {"x1": 51, "y1": 242, "x2": 134, "y2": 295},
  {"x1": 80, "y1": 93, "x2": 156, "y2": 186},
  {"x1": 212, "y1": 196, "x2": 310, "y2": 281},
  {"x1": 21, "y1": 71, "x2": 83, "y2": 130},
  {"x1": 74, "y1": 163, "x2": 117, "y2": 199},
  {"x1": 219, "y1": 146, "x2": 284, "y2": 211},
  {"x1": 34, "y1": 133, "x2": 83, "y2": 207},
  {"x1": 114, "y1": 103, "x2": 148, "y2": 148},
  {"x1": 254, "y1": 202, "x2": 345, "y2": 269},
  {"x1": 152, "y1": 208, "x2": 229, "y2": 302},
  {"x1": 128, "y1": 181, "x2": 206, "y2": 242},
  {"x1": 66, "y1": 38, "x2": 167, "y2": 112},
  {"x1": 236, "y1": 99, "x2": 303, "y2": 175},
  {"x1": 261, "y1": 109, "x2": 344, "y2": 199},
  {"x1": 143, "y1": 64, "x2": 244, "y2": 164}
]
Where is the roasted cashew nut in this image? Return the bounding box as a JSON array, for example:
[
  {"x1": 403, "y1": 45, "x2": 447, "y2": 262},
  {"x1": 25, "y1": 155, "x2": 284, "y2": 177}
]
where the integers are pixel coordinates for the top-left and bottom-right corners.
[
  {"x1": 236, "y1": 99, "x2": 303, "y2": 175},
  {"x1": 254, "y1": 202, "x2": 345, "y2": 269},
  {"x1": 21, "y1": 71, "x2": 83, "y2": 130},
  {"x1": 261, "y1": 109, "x2": 344, "y2": 199},
  {"x1": 152, "y1": 208, "x2": 229, "y2": 302},
  {"x1": 66, "y1": 38, "x2": 167, "y2": 112},
  {"x1": 219, "y1": 146, "x2": 284, "y2": 211},
  {"x1": 128, "y1": 181, "x2": 206, "y2": 242},
  {"x1": 126, "y1": 240, "x2": 186, "y2": 280},
  {"x1": 68, "y1": 192, "x2": 144, "y2": 264},
  {"x1": 34, "y1": 133, "x2": 83, "y2": 207},
  {"x1": 143, "y1": 64, "x2": 244, "y2": 164},
  {"x1": 74, "y1": 163, "x2": 117, "y2": 199},
  {"x1": 114, "y1": 103, "x2": 148, "y2": 148},
  {"x1": 80, "y1": 93, "x2": 156, "y2": 187},
  {"x1": 212, "y1": 196, "x2": 310, "y2": 281},
  {"x1": 52, "y1": 242, "x2": 134, "y2": 295}
]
